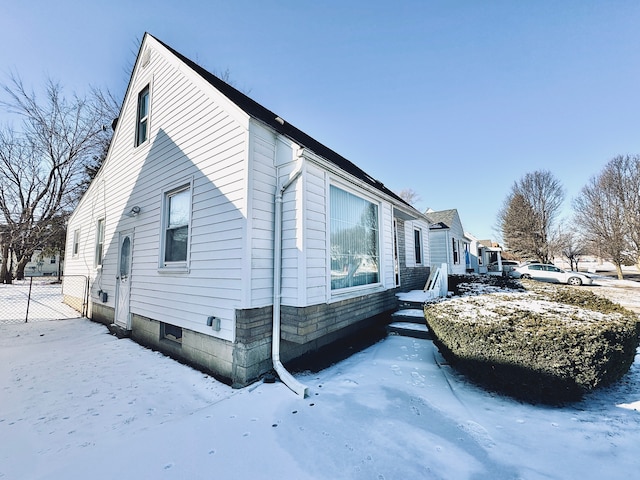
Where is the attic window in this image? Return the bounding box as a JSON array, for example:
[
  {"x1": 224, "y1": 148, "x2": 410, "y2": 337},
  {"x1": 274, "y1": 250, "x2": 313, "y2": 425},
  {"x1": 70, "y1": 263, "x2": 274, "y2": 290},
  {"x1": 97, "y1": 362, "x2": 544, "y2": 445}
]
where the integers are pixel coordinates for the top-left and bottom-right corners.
[
  {"x1": 135, "y1": 85, "x2": 150, "y2": 146},
  {"x1": 141, "y1": 49, "x2": 151, "y2": 68}
]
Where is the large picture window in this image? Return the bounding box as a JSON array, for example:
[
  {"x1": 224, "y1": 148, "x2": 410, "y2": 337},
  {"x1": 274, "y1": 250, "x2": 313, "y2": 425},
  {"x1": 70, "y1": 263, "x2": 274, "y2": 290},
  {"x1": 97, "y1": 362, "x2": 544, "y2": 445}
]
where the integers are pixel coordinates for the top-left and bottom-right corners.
[
  {"x1": 330, "y1": 185, "x2": 379, "y2": 290},
  {"x1": 163, "y1": 186, "x2": 190, "y2": 265}
]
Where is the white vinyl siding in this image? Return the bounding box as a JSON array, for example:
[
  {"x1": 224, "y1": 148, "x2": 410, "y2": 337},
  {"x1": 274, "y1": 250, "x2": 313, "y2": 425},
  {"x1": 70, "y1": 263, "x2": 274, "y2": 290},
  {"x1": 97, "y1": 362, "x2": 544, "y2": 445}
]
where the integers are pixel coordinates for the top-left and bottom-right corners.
[
  {"x1": 404, "y1": 222, "x2": 417, "y2": 268},
  {"x1": 64, "y1": 37, "x2": 250, "y2": 341},
  {"x1": 429, "y1": 230, "x2": 449, "y2": 267},
  {"x1": 304, "y1": 163, "x2": 328, "y2": 305},
  {"x1": 247, "y1": 122, "x2": 278, "y2": 307},
  {"x1": 380, "y1": 202, "x2": 394, "y2": 288}
]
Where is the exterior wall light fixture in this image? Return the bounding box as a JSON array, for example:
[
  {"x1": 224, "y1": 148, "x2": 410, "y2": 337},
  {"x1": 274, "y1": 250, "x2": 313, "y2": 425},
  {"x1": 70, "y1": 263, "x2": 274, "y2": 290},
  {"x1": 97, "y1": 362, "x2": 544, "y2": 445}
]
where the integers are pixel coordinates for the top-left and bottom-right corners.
[{"x1": 127, "y1": 206, "x2": 141, "y2": 217}]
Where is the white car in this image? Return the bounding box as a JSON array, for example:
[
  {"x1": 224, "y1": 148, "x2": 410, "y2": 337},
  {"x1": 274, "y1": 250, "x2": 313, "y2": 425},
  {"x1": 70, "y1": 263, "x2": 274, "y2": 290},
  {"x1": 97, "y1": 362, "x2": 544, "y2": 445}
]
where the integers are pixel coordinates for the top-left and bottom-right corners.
[
  {"x1": 488, "y1": 260, "x2": 519, "y2": 272},
  {"x1": 512, "y1": 263, "x2": 593, "y2": 286}
]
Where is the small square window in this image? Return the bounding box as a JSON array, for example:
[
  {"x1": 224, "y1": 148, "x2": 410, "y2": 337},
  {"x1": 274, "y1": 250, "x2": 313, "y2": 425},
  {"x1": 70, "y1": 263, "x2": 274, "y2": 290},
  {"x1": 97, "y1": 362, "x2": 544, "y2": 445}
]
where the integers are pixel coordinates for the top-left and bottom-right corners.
[
  {"x1": 161, "y1": 323, "x2": 182, "y2": 344},
  {"x1": 136, "y1": 85, "x2": 150, "y2": 146}
]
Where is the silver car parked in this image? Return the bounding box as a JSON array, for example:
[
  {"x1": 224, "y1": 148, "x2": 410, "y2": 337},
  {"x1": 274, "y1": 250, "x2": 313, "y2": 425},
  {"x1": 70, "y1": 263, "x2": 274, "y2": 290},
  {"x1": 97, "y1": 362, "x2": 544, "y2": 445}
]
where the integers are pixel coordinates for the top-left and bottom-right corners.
[{"x1": 511, "y1": 263, "x2": 593, "y2": 286}]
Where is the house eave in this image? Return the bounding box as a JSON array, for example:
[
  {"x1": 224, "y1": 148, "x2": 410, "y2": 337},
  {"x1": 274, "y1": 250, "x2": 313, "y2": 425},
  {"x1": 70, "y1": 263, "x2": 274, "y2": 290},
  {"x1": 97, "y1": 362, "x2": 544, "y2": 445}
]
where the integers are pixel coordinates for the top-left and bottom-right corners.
[{"x1": 299, "y1": 148, "x2": 426, "y2": 221}]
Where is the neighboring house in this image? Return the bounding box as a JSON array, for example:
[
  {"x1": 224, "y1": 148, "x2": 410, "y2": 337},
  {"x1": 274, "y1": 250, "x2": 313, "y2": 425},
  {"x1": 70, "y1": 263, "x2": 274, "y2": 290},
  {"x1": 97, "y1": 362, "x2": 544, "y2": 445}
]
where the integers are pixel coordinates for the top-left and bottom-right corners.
[
  {"x1": 464, "y1": 233, "x2": 506, "y2": 274},
  {"x1": 24, "y1": 251, "x2": 62, "y2": 277},
  {"x1": 464, "y1": 232, "x2": 483, "y2": 273},
  {"x1": 63, "y1": 33, "x2": 432, "y2": 391},
  {"x1": 0, "y1": 248, "x2": 61, "y2": 277},
  {"x1": 424, "y1": 208, "x2": 470, "y2": 275}
]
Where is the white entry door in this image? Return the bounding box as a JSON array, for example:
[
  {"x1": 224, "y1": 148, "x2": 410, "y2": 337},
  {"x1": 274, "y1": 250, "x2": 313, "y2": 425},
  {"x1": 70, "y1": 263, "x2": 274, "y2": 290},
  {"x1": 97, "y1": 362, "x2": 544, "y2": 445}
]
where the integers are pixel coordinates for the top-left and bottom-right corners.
[{"x1": 114, "y1": 231, "x2": 133, "y2": 329}]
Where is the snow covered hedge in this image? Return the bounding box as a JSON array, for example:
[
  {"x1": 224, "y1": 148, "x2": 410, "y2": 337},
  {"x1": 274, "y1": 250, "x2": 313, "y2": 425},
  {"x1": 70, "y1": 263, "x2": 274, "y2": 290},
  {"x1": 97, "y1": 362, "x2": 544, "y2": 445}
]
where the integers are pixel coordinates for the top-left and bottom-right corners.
[{"x1": 424, "y1": 278, "x2": 639, "y2": 404}]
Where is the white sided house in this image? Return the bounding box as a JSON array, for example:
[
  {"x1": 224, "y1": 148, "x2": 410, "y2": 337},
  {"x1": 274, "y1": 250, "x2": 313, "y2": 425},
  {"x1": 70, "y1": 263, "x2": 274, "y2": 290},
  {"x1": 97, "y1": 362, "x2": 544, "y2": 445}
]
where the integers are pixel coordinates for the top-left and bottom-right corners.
[
  {"x1": 63, "y1": 34, "x2": 432, "y2": 389},
  {"x1": 424, "y1": 208, "x2": 470, "y2": 275},
  {"x1": 465, "y1": 232, "x2": 506, "y2": 275}
]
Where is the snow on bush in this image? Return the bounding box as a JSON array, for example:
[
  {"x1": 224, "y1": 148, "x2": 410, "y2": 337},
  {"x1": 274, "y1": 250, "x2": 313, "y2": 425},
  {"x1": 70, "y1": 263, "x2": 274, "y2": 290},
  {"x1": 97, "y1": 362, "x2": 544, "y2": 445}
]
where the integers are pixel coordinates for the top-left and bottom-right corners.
[{"x1": 424, "y1": 278, "x2": 639, "y2": 404}]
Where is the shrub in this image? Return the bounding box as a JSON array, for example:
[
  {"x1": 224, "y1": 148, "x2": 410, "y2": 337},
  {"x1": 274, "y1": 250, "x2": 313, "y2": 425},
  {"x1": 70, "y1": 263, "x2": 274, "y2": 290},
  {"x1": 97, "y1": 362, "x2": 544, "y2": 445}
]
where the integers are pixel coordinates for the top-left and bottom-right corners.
[
  {"x1": 448, "y1": 274, "x2": 523, "y2": 295},
  {"x1": 424, "y1": 282, "x2": 639, "y2": 404}
]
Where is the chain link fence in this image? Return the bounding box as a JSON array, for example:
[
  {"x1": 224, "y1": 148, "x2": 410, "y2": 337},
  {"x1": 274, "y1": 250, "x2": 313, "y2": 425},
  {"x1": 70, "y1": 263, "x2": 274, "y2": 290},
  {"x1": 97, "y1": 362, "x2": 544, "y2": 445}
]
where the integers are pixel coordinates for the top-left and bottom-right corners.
[{"x1": 0, "y1": 275, "x2": 88, "y2": 325}]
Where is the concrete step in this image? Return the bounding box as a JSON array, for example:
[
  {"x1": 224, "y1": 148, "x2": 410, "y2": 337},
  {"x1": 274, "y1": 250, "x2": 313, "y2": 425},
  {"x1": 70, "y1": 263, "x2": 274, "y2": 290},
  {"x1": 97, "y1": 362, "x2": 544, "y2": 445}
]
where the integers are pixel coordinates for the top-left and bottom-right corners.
[
  {"x1": 396, "y1": 289, "x2": 442, "y2": 310},
  {"x1": 387, "y1": 321, "x2": 431, "y2": 340},
  {"x1": 391, "y1": 308, "x2": 425, "y2": 324},
  {"x1": 107, "y1": 323, "x2": 132, "y2": 339}
]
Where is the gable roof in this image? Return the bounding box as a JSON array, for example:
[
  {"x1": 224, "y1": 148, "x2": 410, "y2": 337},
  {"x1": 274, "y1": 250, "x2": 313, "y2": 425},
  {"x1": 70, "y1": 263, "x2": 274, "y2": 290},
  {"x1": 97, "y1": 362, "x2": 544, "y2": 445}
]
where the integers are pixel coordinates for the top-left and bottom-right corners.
[
  {"x1": 149, "y1": 34, "x2": 412, "y2": 209},
  {"x1": 424, "y1": 209, "x2": 459, "y2": 229}
]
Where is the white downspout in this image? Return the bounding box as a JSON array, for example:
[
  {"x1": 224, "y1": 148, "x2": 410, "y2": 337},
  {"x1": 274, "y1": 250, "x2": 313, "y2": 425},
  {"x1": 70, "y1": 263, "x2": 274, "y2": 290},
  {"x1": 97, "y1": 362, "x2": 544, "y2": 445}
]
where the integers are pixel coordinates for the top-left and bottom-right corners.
[{"x1": 273, "y1": 163, "x2": 308, "y2": 397}]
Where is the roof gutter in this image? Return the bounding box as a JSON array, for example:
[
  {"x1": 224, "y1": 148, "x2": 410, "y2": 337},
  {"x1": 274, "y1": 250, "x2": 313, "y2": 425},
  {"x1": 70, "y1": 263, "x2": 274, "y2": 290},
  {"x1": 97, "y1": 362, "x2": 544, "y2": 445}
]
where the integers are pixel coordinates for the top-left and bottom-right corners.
[{"x1": 273, "y1": 161, "x2": 308, "y2": 397}]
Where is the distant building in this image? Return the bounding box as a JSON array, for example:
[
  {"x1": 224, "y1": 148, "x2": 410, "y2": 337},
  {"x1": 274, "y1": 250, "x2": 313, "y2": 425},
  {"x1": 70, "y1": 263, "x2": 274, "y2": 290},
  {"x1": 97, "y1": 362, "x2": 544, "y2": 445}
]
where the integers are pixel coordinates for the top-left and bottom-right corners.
[{"x1": 0, "y1": 248, "x2": 62, "y2": 278}]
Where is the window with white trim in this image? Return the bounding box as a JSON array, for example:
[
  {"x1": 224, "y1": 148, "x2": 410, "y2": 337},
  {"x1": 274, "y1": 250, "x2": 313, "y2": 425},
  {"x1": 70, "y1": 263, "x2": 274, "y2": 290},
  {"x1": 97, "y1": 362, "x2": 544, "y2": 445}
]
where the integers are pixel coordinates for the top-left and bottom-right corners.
[
  {"x1": 452, "y1": 238, "x2": 460, "y2": 265},
  {"x1": 414, "y1": 228, "x2": 423, "y2": 265},
  {"x1": 161, "y1": 185, "x2": 191, "y2": 266},
  {"x1": 330, "y1": 185, "x2": 380, "y2": 290},
  {"x1": 135, "y1": 85, "x2": 150, "y2": 146},
  {"x1": 72, "y1": 229, "x2": 80, "y2": 257},
  {"x1": 95, "y1": 219, "x2": 105, "y2": 267}
]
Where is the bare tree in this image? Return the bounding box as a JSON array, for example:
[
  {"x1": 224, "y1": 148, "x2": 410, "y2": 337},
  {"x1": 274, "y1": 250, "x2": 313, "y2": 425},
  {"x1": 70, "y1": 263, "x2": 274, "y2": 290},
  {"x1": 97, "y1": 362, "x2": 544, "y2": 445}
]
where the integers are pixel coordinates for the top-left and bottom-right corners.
[
  {"x1": 604, "y1": 155, "x2": 640, "y2": 269},
  {"x1": 573, "y1": 155, "x2": 640, "y2": 278},
  {"x1": 0, "y1": 76, "x2": 115, "y2": 281},
  {"x1": 557, "y1": 228, "x2": 586, "y2": 271},
  {"x1": 498, "y1": 170, "x2": 565, "y2": 263},
  {"x1": 397, "y1": 188, "x2": 421, "y2": 206},
  {"x1": 0, "y1": 224, "x2": 11, "y2": 283}
]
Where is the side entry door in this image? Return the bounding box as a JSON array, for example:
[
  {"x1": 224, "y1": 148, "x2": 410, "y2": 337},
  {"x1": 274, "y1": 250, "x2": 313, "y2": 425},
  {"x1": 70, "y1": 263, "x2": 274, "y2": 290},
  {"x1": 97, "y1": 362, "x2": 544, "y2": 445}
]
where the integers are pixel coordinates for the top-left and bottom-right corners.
[{"x1": 114, "y1": 231, "x2": 133, "y2": 329}]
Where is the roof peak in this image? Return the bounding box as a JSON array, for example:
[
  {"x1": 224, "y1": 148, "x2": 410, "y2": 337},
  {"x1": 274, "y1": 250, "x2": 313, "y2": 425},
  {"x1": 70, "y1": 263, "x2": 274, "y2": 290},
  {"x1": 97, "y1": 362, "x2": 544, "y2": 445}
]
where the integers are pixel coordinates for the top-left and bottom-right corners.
[{"x1": 146, "y1": 33, "x2": 415, "y2": 211}]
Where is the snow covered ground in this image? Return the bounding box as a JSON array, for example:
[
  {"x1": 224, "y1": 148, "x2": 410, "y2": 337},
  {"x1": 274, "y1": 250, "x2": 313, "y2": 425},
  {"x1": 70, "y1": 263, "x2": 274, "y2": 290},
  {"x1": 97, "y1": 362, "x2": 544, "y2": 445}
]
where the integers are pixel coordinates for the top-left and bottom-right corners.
[
  {"x1": 1, "y1": 277, "x2": 639, "y2": 479},
  {"x1": 0, "y1": 279, "x2": 81, "y2": 323}
]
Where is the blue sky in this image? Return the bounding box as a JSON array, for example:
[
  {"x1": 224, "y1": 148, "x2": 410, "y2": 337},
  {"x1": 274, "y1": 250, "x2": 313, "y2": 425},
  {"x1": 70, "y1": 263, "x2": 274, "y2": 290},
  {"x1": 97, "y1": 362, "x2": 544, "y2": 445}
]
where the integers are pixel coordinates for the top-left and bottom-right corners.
[{"x1": 2, "y1": 1, "x2": 639, "y2": 240}]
